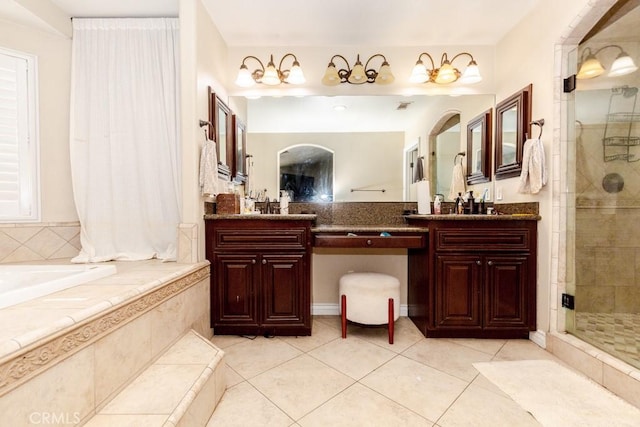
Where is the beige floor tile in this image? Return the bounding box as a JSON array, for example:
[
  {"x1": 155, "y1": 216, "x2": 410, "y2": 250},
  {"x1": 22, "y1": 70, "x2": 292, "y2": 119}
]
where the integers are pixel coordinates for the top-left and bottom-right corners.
[
  {"x1": 278, "y1": 319, "x2": 341, "y2": 352},
  {"x1": 298, "y1": 383, "x2": 432, "y2": 427},
  {"x1": 100, "y1": 364, "x2": 204, "y2": 414},
  {"x1": 223, "y1": 336, "x2": 302, "y2": 379},
  {"x1": 313, "y1": 315, "x2": 342, "y2": 330},
  {"x1": 345, "y1": 317, "x2": 425, "y2": 353},
  {"x1": 309, "y1": 335, "x2": 397, "y2": 380},
  {"x1": 250, "y1": 354, "x2": 354, "y2": 420},
  {"x1": 225, "y1": 365, "x2": 245, "y2": 388},
  {"x1": 493, "y1": 339, "x2": 560, "y2": 362},
  {"x1": 470, "y1": 373, "x2": 510, "y2": 398},
  {"x1": 402, "y1": 338, "x2": 493, "y2": 381},
  {"x1": 206, "y1": 381, "x2": 294, "y2": 427},
  {"x1": 437, "y1": 383, "x2": 541, "y2": 427},
  {"x1": 443, "y1": 338, "x2": 507, "y2": 356},
  {"x1": 361, "y1": 355, "x2": 468, "y2": 422},
  {"x1": 211, "y1": 333, "x2": 251, "y2": 349}
]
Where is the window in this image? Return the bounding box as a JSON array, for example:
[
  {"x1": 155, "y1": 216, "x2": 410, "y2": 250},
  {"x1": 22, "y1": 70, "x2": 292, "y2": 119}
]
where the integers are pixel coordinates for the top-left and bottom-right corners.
[{"x1": 0, "y1": 48, "x2": 39, "y2": 222}]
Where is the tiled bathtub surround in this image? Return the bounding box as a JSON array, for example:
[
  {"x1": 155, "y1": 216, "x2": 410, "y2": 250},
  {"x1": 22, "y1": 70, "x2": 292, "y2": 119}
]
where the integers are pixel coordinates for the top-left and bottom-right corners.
[
  {"x1": 0, "y1": 222, "x2": 81, "y2": 263},
  {"x1": 0, "y1": 259, "x2": 217, "y2": 426}
]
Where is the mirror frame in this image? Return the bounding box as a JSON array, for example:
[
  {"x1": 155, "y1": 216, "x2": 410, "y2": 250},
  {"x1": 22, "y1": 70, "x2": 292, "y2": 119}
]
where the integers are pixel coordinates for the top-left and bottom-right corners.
[
  {"x1": 466, "y1": 108, "x2": 492, "y2": 185},
  {"x1": 494, "y1": 84, "x2": 532, "y2": 180},
  {"x1": 211, "y1": 92, "x2": 232, "y2": 179},
  {"x1": 231, "y1": 114, "x2": 247, "y2": 183}
]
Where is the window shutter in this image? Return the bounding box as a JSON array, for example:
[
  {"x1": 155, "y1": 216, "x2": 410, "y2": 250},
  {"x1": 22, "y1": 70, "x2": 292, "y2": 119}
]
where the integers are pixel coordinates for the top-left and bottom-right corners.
[{"x1": 0, "y1": 50, "x2": 38, "y2": 221}]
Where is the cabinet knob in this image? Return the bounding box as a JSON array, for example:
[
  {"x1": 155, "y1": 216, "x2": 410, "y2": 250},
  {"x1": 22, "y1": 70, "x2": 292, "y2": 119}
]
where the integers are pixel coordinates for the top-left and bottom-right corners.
[
  {"x1": 262, "y1": 259, "x2": 267, "y2": 264},
  {"x1": 487, "y1": 260, "x2": 493, "y2": 266},
  {"x1": 252, "y1": 259, "x2": 256, "y2": 264},
  {"x1": 366, "y1": 239, "x2": 372, "y2": 246},
  {"x1": 236, "y1": 295, "x2": 239, "y2": 302},
  {"x1": 476, "y1": 260, "x2": 482, "y2": 265}
]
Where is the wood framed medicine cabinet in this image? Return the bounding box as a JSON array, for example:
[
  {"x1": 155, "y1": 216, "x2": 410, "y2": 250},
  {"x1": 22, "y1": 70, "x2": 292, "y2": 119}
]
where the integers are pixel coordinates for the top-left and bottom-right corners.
[
  {"x1": 466, "y1": 108, "x2": 492, "y2": 185},
  {"x1": 494, "y1": 84, "x2": 532, "y2": 180}
]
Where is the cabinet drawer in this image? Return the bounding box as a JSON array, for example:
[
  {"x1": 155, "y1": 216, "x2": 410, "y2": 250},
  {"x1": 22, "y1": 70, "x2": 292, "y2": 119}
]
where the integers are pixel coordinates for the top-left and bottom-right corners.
[
  {"x1": 214, "y1": 228, "x2": 308, "y2": 251},
  {"x1": 314, "y1": 233, "x2": 425, "y2": 248},
  {"x1": 435, "y1": 229, "x2": 531, "y2": 252}
]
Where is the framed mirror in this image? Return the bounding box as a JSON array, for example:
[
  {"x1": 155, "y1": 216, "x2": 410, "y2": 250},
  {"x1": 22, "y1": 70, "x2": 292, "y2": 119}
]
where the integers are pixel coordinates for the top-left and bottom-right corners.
[
  {"x1": 232, "y1": 115, "x2": 246, "y2": 183},
  {"x1": 466, "y1": 108, "x2": 492, "y2": 185},
  {"x1": 211, "y1": 91, "x2": 232, "y2": 178},
  {"x1": 494, "y1": 84, "x2": 532, "y2": 180}
]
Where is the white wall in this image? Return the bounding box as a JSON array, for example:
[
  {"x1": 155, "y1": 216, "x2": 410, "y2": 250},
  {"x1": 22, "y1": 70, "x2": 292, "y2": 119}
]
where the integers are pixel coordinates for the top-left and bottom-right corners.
[
  {"x1": 493, "y1": 0, "x2": 592, "y2": 334},
  {"x1": 0, "y1": 19, "x2": 75, "y2": 222}
]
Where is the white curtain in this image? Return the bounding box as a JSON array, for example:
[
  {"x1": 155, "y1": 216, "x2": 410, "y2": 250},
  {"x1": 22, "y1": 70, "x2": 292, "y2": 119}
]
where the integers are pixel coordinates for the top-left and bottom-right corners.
[{"x1": 70, "y1": 18, "x2": 181, "y2": 262}]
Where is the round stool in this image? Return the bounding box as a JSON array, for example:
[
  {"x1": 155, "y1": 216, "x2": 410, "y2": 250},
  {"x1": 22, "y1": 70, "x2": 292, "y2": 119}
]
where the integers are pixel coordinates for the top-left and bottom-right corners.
[{"x1": 339, "y1": 272, "x2": 400, "y2": 344}]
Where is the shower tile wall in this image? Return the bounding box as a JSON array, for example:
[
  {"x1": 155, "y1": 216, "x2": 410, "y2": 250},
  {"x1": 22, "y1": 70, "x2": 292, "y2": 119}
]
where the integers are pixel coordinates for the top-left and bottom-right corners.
[
  {"x1": 575, "y1": 123, "x2": 640, "y2": 314},
  {"x1": 0, "y1": 223, "x2": 81, "y2": 263}
]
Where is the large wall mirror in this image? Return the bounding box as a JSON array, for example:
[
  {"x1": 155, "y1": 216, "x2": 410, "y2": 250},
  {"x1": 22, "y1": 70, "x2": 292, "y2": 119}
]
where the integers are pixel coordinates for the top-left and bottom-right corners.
[
  {"x1": 466, "y1": 108, "x2": 492, "y2": 185},
  {"x1": 495, "y1": 84, "x2": 532, "y2": 180},
  {"x1": 237, "y1": 94, "x2": 495, "y2": 201}
]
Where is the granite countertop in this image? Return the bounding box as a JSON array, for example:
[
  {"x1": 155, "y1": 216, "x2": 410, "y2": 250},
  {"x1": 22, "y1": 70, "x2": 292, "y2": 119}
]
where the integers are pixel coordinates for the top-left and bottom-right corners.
[
  {"x1": 204, "y1": 214, "x2": 317, "y2": 220},
  {"x1": 312, "y1": 225, "x2": 428, "y2": 233},
  {"x1": 405, "y1": 213, "x2": 541, "y2": 220}
]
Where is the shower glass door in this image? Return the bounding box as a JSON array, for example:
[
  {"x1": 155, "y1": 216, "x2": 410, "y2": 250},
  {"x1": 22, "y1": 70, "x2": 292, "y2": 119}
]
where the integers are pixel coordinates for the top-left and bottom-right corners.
[{"x1": 570, "y1": 2, "x2": 640, "y2": 369}]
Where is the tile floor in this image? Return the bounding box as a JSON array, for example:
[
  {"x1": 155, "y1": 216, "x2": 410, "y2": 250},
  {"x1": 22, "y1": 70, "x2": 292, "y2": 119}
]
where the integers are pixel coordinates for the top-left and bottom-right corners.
[{"x1": 207, "y1": 316, "x2": 567, "y2": 426}]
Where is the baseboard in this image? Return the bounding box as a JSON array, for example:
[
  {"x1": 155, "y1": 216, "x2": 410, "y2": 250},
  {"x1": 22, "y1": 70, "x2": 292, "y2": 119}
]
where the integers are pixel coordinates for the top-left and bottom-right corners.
[
  {"x1": 312, "y1": 303, "x2": 408, "y2": 317},
  {"x1": 529, "y1": 329, "x2": 547, "y2": 348}
]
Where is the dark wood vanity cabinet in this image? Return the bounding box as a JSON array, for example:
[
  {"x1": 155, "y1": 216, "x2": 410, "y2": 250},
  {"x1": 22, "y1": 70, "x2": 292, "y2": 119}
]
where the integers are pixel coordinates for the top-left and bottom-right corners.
[
  {"x1": 407, "y1": 219, "x2": 537, "y2": 339},
  {"x1": 205, "y1": 218, "x2": 313, "y2": 336}
]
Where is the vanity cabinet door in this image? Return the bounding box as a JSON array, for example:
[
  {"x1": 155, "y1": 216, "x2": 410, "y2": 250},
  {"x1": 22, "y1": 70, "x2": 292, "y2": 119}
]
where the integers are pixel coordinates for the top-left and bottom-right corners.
[
  {"x1": 213, "y1": 254, "x2": 259, "y2": 332},
  {"x1": 434, "y1": 254, "x2": 482, "y2": 329},
  {"x1": 260, "y1": 253, "x2": 309, "y2": 332},
  {"x1": 483, "y1": 254, "x2": 530, "y2": 330}
]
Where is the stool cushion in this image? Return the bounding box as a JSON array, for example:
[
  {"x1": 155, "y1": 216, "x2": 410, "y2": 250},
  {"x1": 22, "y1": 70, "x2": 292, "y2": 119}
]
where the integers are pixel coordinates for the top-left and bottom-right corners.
[{"x1": 339, "y1": 272, "x2": 400, "y2": 325}]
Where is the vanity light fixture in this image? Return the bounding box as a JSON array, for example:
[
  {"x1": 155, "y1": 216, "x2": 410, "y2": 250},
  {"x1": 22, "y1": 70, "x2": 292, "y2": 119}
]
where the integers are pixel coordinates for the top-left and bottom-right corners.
[
  {"x1": 409, "y1": 52, "x2": 482, "y2": 85},
  {"x1": 576, "y1": 45, "x2": 638, "y2": 79},
  {"x1": 235, "y1": 53, "x2": 306, "y2": 87},
  {"x1": 321, "y1": 54, "x2": 394, "y2": 85}
]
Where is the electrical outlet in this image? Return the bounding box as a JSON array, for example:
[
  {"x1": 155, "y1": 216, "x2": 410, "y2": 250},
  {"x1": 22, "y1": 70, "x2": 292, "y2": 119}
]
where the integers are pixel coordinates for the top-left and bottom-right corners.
[
  {"x1": 496, "y1": 186, "x2": 503, "y2": 201},
  {"x1": 483, "y1": 187, "x2": 491, "y2": 201},
  {"x1": 562, "y1": 293, "x2": 575, "y2": 310}
]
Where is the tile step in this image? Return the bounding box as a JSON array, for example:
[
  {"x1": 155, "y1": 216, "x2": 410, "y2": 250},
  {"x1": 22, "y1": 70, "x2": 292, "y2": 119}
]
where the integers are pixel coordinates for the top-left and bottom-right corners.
[{"x1": 84, "y1": 330, "x2": 226, "y2": 427}]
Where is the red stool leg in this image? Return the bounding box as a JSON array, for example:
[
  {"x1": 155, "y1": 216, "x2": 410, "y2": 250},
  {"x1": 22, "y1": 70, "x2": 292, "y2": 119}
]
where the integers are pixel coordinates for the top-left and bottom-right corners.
[
  {"x1": 388, "y1": 297, "x2": 394, "y2": 344},
  {"x1": 341, "y1": 294, "x2": 347, "y2": 339}
]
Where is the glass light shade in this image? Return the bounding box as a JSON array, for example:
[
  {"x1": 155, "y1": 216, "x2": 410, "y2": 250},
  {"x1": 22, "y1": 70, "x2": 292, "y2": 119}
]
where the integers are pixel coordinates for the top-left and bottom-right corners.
[
  {"x1": 458, "y1": 60, "x2": 482, "y2": 84},
  {"x1": 576, "y1": 55, "x2": 605, "y2": 79},
  {"x1": 348, "y1": 61, "x2": 367, "y2": 84},
  {"x1": 409, "y1": 61, "x2": 429, "y2": 83},
  {"x1": 261, "y1": 62, "x2": 281, "y2": 85},
  {"x1": 375, "y1": 62, "x2": 395, "y2": 84},
  {"x1": 235, "y1": 65, "x2": 255, "y2": 87},
  {"x1": 434, "y1": 61, "x2": 458, "y2": 84},
  {"x1": 321, "y1": 64, "x2": 340, "y2": 86},
  {"x1": 286, "y1": 61, "x2": 306, "y2": 84},
  {"x1": 608, "y1": 52, "x2": 638, "y2": 77}
]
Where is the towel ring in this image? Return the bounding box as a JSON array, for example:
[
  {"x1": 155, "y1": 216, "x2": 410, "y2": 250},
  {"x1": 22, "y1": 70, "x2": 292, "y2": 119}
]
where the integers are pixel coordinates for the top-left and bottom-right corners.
[
  {"x1": 453, "y1": 152, "x2": 466, "y2": 165},
  {"x1": 530, "y1": 119, "x2": 544, "y2": 139}
]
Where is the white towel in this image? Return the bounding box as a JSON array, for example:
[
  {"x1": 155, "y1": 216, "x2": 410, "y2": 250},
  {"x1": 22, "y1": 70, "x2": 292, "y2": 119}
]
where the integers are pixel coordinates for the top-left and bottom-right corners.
[
  {"x1": 518, "y1": 138, "x2": 547, "y2": 194},
  {"x1": 199, "y1": 139, "x2": 219, "y2": 196},
  {"x1": 448, "y1": 163, "x2": 466, "y2": 201}
]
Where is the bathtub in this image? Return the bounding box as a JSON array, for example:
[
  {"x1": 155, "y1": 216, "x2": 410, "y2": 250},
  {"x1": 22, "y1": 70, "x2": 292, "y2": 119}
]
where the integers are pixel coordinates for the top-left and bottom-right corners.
[{"x1": 0, "y1": 264, "x2": 117, "y2": 309}]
